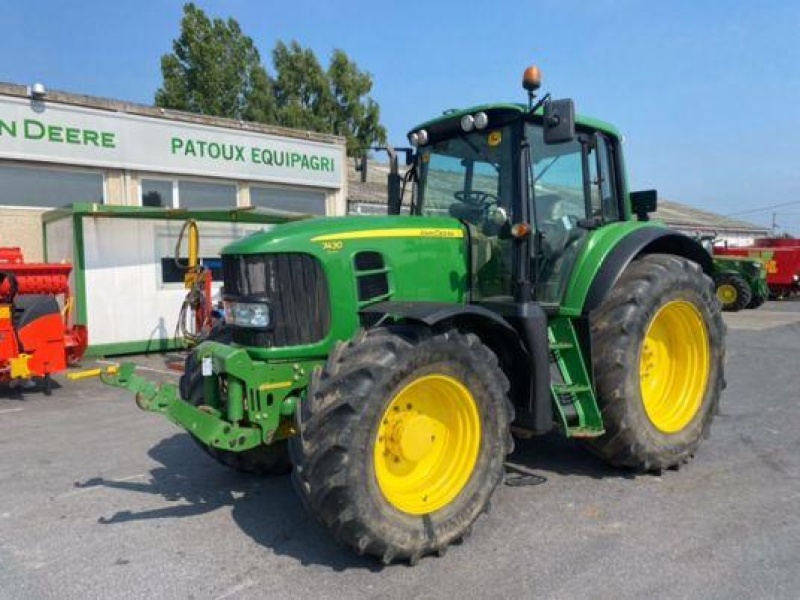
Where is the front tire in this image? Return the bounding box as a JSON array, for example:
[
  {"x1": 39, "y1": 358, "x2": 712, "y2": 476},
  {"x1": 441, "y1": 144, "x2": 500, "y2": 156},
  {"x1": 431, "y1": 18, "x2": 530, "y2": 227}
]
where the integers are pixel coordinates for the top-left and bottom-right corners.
[
  {"x1": 714, "y1": 273, "x2": 751, "y2": 311},
  {"x1": 290, "y1": 328, "x2": 513, "y2": 564},
  {"x1": 586, "y1": 254, "x2": 725, "y2": 471}
]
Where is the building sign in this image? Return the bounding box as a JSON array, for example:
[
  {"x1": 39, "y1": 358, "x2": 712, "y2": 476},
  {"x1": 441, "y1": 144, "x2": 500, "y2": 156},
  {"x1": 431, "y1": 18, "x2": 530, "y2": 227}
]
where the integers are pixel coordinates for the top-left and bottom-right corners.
[{"x1": 0, "y1": 96, "x2": 343, "y2": 189}]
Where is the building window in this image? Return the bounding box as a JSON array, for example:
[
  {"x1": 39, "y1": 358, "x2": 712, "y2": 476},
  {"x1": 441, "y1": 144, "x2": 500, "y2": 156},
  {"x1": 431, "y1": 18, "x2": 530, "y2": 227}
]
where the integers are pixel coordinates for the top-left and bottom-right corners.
[
  {"x1": 0, "y1": 164, "x2": 104, "y2": 208},
  {"x1": 179, "y1": 180, "x2": 237, "y2": 208},
  {"x1": 141, "y1": 178, "x2": 174, "y2": 207},
  {"x1": 250, "y1": 185, "x2": 326, "y2": 215},
  {"x1": 140, "y1": 178, "x2": 237, "y2": 208}
]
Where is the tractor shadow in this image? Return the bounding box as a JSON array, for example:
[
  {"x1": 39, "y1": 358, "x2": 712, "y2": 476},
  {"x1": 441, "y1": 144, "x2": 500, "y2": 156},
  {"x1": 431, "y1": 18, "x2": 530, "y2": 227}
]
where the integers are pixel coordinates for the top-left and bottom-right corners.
[
  {"x1": 81, "y1": 433, "x2": 380, "y2": 572},
  {"x1": 507, "y1": 432, "x2": 636, "y2": 481},
  {"x1": 82, "y1": 432, "x2": 633, "y2": 571}
]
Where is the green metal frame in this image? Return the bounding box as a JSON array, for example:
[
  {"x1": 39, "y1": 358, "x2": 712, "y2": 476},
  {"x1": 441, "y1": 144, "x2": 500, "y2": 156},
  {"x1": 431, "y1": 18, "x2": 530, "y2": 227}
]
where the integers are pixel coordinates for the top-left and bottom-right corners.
[
  {"x1": 84, "y1": 338, "x2": 184, "y2": 358},
  {"x1": 548, "y1": 316, "x2": 604, "y2": 437}
]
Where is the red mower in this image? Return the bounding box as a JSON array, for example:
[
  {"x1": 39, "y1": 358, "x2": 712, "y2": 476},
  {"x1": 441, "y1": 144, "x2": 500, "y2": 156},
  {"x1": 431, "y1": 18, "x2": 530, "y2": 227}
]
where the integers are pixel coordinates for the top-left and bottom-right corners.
[{"x1": 0, "y1": 247, "x2": 87, "y2": 393}]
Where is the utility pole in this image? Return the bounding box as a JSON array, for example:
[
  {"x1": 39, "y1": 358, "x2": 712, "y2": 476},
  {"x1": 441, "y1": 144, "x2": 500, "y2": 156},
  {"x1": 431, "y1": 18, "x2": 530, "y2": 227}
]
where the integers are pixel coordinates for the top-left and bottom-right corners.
[{"x1": 772, "y1": 212, "x2": 778, "y2": 235}]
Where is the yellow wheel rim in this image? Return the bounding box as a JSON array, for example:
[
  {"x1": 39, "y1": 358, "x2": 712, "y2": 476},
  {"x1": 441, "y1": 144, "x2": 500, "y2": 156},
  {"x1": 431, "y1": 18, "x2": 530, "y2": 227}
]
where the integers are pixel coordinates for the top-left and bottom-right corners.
[
  {"x1": 716, "y1": 284, "x2": 737, "y2": 305},
  {"x1": 639, "y1": 300, "x2": 710, "y2": 433},
  {"x1": 374, "y1": 374, "x2": 481, "y2": 515}
]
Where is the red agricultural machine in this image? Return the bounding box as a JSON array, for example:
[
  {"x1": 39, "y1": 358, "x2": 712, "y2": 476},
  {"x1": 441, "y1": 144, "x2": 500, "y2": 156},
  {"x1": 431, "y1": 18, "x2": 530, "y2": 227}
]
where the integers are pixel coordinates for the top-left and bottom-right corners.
[
  {"x1": 0, "y1": 247, "x2": 87, "y2": 393},
  {"x1": 715, "y1": 238, "x2": 800, "y2": 299}
]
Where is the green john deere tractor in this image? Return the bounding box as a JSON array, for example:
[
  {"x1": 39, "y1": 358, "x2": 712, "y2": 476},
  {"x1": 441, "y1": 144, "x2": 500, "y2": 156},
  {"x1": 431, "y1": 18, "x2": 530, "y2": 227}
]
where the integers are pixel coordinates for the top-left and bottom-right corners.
[
  {"x1": 105, "y1": 67, "x2": 725, "y2": 564},
  {"x1": 712, "y1": 256, "x2": 768, "y2": 311},
  {"x1": 697, "y1": 235, "x2": 769, "y2": 311}
]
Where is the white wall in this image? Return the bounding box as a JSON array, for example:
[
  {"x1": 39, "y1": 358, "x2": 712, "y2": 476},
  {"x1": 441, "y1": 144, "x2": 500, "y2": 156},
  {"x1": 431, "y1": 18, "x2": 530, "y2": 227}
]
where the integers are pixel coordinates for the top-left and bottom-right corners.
[{"x1": 80, "y1": 217, "x2": 270, "y2": 347}]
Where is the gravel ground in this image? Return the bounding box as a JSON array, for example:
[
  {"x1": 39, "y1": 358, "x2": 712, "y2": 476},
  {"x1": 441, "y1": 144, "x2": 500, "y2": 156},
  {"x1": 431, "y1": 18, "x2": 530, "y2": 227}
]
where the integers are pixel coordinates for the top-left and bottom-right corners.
[{"x1": 1, "y1": 299, "x2": 799, "y2": 599}]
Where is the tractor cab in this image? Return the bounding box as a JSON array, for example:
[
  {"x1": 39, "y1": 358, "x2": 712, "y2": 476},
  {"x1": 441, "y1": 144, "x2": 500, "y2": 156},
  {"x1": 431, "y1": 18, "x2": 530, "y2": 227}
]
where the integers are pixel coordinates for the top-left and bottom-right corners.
[{"x1": 396, "y1": 70, "x2": 629, "y2": 311}]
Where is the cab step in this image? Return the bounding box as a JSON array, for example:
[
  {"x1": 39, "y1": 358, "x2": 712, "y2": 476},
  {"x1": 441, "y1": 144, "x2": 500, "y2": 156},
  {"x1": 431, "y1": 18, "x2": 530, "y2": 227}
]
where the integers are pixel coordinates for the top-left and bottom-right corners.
[
  {"x1": 552, "y1": 383, "x2": 592, "y2": 395},
  {"x1": 549, "y1": 341, "x2": 574, "y2": 351},
  {"x1": 547, "y1": 317, "x2": 605, "y2": 438}
]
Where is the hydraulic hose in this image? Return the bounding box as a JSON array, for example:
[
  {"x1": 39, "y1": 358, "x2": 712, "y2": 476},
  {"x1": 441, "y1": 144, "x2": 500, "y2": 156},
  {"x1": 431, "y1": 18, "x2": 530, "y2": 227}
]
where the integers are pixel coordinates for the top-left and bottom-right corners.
[{"x1": 173, "y1": 220, "x2": 211, "y2": 346}]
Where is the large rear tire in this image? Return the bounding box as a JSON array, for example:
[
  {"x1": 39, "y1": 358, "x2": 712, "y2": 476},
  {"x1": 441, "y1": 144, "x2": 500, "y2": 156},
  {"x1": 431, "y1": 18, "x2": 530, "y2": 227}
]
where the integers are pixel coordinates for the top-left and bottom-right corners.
[
  {"x1": 714, "y1": 272, "x2": 751, "y2": 311},
  {"x1": 586, "y1": 254, "x2": 725, "y2": 472},
  {"x1": 179, "y1": 325, "x2": 291, "y2": 475},
  {"x1": 290, "y1": 328, "x2": 513, "y2": 564}
]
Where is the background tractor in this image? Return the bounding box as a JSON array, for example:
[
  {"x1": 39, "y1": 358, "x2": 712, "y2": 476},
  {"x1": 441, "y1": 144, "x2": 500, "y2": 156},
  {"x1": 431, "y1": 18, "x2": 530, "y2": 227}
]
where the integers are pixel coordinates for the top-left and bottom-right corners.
[
  {"x1": 105, "y1": 67, "x2": 725, "y2": 564},
  {"x1": 712, "y1": 255, "x2": 768, "y2": 311},
  {"x1": 697, "y1": 236, "x2": 769, "y2": 311},
  {"x1": 715, "y1": 237, "x2": 800, "y2": 299}
]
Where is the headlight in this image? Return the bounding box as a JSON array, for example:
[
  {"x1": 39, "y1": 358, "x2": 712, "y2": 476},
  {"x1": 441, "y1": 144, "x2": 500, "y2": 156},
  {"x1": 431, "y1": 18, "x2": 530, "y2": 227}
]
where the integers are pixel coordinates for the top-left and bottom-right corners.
[
  {"x1": 409, "y1": 129, "x2": 429, "y2": 146},
  {"x1": 473, "y1": 111, "x2": 489, "y2": 130},
  {"x1": 224, "y1": 300, "x2": 271, "y2": 328}
]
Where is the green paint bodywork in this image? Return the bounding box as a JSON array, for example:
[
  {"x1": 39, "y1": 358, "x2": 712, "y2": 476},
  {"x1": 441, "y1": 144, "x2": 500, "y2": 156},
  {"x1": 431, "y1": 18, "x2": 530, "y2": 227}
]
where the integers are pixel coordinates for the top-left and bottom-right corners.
[
  {"x1": 224, "y1": 215, "x2": 469, "y2": 361},
  {"x1": 560, "y1": 220, "x2": 669, "y2": 315}
]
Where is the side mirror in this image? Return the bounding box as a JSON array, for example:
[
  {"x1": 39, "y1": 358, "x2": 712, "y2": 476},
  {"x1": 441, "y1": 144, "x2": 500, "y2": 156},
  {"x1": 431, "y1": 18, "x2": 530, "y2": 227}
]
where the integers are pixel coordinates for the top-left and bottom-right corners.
[
  {"x1": 543, "y1": 98, "x2": 576, "y2": 144},
  {"x1": 630, "y1": 190, "x2": 658, "y2": 221}
]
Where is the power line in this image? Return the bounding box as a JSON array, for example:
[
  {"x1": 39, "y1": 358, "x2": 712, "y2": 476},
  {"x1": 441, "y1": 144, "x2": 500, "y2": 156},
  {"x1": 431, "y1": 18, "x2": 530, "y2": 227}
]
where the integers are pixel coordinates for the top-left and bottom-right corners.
[{"x1": 724, "y1": 200, "x2": 800, "y2": 217}]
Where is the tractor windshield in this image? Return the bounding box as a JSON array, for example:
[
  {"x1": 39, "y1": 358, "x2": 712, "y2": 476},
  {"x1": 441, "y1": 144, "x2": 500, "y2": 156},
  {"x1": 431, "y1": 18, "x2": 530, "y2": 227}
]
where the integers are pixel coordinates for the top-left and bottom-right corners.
[{"x1": 416, "y1": 125, "x2": 514, "y2": 226}]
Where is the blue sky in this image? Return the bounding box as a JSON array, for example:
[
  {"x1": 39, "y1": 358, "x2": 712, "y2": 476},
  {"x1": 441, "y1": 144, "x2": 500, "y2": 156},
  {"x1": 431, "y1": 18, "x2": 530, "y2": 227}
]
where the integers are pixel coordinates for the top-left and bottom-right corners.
[{"x1": 3, "y1": 0, "x2": 800, "y2": 232}]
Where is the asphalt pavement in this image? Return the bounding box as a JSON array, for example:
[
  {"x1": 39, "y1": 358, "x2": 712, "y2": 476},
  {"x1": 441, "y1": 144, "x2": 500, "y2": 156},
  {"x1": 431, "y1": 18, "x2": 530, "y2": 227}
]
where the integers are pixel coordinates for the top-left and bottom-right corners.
[{"x1": 1, "y1": 300, "x2": 799, "y2": 599}]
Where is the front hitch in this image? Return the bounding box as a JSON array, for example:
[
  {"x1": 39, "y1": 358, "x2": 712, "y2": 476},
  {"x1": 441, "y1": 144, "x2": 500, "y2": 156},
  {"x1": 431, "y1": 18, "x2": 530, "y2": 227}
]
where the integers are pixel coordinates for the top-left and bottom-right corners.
[
  {"x1": 100, "y1": 362, "x2": 178, "y2": 413},
  {"x1": 80, "y1": 344, "x2": 322, "y2": 451},
  {"x1": 96, "y1": 362, "x2": 263, "y2": 451}
]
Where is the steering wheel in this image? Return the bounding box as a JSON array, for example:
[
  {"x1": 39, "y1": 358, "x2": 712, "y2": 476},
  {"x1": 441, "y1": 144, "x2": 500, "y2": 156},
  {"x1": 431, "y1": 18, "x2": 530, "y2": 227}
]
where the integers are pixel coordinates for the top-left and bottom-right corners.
[{"x1": 453, "y1": 190, "x2": 498, "y2": 207}]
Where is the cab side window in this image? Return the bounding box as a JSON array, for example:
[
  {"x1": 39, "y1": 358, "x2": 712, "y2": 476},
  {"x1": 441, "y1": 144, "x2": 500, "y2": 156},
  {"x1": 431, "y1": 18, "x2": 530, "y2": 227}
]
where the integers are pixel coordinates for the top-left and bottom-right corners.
[
  {"x1": 531, "y1": 138, "x2": 587, "y2": 225},
  {"x1": 589, "y1": 134, "x2": 619, "y2": 222}
]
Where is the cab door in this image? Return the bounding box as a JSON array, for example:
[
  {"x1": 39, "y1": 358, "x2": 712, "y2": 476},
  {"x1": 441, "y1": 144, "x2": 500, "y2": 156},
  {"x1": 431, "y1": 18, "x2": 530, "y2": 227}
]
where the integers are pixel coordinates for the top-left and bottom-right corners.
[
  {"x1": 526, "y1": 125, "x2": 620, "y2": 305},
  {"x1": 526, "y1": 123, "x2": 591, "y2": 305}
]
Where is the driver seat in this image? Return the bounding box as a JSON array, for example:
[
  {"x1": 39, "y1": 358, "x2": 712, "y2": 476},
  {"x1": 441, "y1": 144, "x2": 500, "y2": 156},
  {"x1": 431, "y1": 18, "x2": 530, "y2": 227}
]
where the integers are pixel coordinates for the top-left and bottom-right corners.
[{"x1": 449, "y1": 202, "x2": 485, "y2": 225}]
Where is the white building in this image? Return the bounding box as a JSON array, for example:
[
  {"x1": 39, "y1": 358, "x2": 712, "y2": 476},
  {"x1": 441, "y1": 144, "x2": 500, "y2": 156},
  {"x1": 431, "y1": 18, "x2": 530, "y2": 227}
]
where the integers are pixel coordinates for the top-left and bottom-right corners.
[{"x1": 0, "y1": 82, "x2": 348, "y2": 260}]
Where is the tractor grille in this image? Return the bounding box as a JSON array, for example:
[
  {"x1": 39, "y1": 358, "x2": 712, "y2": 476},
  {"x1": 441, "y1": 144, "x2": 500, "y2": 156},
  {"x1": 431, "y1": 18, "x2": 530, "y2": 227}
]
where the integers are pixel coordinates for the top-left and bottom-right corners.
[{"x1": 222, "y1": 253, "x2": 330, "y2": 348}]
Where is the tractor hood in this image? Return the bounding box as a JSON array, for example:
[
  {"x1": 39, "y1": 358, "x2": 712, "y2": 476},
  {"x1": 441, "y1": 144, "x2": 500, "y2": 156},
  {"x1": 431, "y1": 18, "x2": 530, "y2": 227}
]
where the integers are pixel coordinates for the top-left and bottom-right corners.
[
  {"x1": 222, "y1": 215, "x2": 467, "y2": 257},
  {"x1": 220, "y1": 216, "x2": 471, "y2": 360}
]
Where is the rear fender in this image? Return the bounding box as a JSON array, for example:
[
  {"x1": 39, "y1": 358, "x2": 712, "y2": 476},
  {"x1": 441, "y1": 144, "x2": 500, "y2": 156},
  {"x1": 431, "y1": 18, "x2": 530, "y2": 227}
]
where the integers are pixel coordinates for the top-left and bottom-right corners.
[{"x1": 582, "y1": 228, "x2": 713, "y2": 315}]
